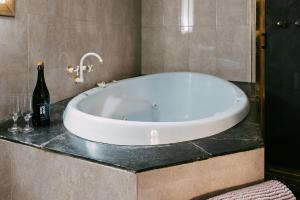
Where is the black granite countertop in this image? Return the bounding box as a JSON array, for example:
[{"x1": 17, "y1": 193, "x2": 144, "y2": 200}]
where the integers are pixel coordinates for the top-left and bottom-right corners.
[{"x1": 0, "y1": 82, "x2": 264, "y2": 173}]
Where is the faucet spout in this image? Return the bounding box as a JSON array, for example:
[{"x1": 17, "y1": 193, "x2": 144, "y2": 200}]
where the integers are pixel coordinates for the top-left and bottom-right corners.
[{"x1": 76, "y1": 52, "x2": 103, "y2": 83}]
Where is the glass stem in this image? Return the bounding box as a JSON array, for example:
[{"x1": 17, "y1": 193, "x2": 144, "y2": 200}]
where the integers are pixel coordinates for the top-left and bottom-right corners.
[
  {"x1": 12, "y1": 121, "x2": 18, "y2": 128},
  {"x1": 25, "y1": 122, "x2": 30, "y2": 129}
]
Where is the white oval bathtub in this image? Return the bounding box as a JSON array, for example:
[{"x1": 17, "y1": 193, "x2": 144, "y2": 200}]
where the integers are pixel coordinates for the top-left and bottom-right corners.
[{"x1": 63, "y1": 72, "x2": 249, "y2": 145}]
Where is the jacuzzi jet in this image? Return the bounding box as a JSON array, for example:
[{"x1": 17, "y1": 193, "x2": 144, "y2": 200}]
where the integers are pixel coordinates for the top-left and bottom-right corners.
[
  {"x1": 152, "y1": 103, "x2": 159, "y2": 110},
  {"x1": 236, "y1": 98, "x2": 243, "y2": 102}
]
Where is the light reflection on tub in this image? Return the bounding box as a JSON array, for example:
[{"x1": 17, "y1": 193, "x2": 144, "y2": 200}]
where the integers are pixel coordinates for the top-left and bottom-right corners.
[{"x1": 63, "y1": 72, "x2": 249, "y2": 145}]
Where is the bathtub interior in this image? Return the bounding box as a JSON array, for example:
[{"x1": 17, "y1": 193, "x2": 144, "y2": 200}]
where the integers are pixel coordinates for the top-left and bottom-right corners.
[{"x1": 76, "y1": 73, "x2": 239, "y2": 122}]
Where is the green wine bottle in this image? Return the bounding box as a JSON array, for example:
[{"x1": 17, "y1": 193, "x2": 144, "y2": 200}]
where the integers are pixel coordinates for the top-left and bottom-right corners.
[{"x1": 32, "y1": 61, "x2": 50, "y2": 127}]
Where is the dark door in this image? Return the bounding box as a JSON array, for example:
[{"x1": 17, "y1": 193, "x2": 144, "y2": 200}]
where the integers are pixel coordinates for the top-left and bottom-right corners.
[{"x1": 265, "y1": 0, "x2": 300, "y2": 193}]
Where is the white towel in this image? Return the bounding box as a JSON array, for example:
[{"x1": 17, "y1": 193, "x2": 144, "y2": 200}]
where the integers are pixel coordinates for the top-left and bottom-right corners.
[{"x1": 208, "y1": 180, "x2": 296, "y2": 200}]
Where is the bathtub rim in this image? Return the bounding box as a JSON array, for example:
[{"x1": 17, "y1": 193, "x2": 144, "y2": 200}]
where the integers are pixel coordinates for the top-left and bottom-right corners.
[{"x1": 64, "y1": 72, "x2": 249, "y2": 127}]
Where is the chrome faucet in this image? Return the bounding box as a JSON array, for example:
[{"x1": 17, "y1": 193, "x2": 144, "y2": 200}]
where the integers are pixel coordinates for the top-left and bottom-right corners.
[{"x1": 65, "y1": 52, "x2": 103, "y2": 83}]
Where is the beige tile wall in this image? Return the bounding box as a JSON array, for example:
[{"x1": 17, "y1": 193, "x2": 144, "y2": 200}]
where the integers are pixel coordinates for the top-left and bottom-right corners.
[
  {"x1": 0, "y1": 140, "x2": 12, "y2": 200},
  {"x1": 0, "y1": 139, "x2": 264, "y2": 200},
  {"x1": 137, "y1": 148, "x2": 264, "y2": 200},
  {"x1": 0, "y1": 0, "x2": 141, "y2": 120},
  {"x1": 142, "y1": 0, "x2": 254, "y2": 83},
  {"x1": 0, "y1": 140, "x2": 137, "y2": 200}
]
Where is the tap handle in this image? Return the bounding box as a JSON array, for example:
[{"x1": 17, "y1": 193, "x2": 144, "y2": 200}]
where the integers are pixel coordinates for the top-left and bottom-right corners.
[
  {"x1": 65, "y1": 65, "x2": 74, "y2": 74},
  {"x1": 87, "y1": 64, "x2": 94, "y2": 72}
]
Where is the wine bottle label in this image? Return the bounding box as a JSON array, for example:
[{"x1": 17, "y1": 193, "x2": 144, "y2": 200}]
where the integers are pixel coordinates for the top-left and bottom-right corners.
[{"x1": 35, "y1": 103, "x2": 50, "y2": 121}]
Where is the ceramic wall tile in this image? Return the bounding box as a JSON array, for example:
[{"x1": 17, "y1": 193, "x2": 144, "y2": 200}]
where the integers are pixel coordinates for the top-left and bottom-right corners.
[
  {"x1": 0, "y1": 140, "x2": 12, "y2": 200},
  {"x1": 10, "y1": 144, "x2": 70, "y2": 200},
  {"x1": 216, "y1": 25, "x2": 252, "y2": 82},
  {"x1": 163, "y1": 0, "x2": 181, "y2": 26},
  {"x1": 27, "y1": 14, "x2": 69, "y2": 71},
  {"x1": 189, "y1": 26, "x2": 217, "y2": 74},
  {"x1": 142, "y1": 27, "x2": 165, "y2": 74},
  {"x1": 216, "y1": 0, "x2": 250, "y2": 26},
  {"x1": 163, "y1": 26, "x2": 189, "y2": 72},
  {"x1": 7, "y1": 141, "x2": 137, "y2": 200},
  {"x1": 67, "y1": 158, "x2": 137, "y2": 200},
  {"x1": 137, "y1": 148, "x2": 264, "y2": 200},
  {"x1": 67, "y1": 0, "x2": 97, "y2": 21},
  {"x1": 27, "y1": 0, "x2": 69, "y2": 18},
  {"x1": 142, "y1": 0, "x2": 164, "y2": 27},
  {"x1": 193, "y1": 0, "x2": 217, "y2": 27},
  {"x1": 0, "y1": 15, "x2": 27, "y2": 76}
]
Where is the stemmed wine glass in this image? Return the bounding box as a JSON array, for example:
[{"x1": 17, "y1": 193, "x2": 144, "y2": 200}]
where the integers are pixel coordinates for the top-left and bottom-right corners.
[
  {"x1": 8, "y1": 95, "x2": 21, "y2": 133},
  {"x1": 21, "y1": 95, "x2": 34, "y2": 133}
]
